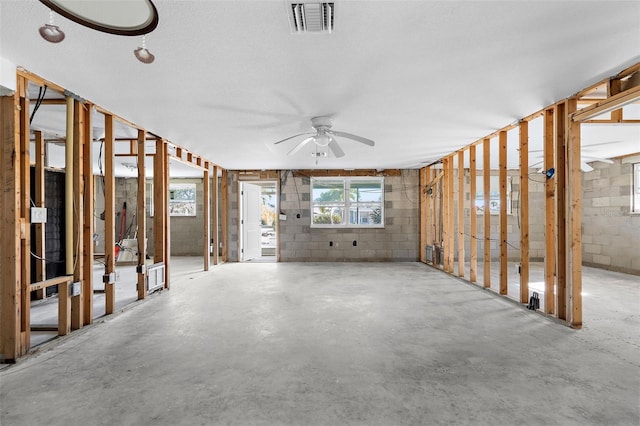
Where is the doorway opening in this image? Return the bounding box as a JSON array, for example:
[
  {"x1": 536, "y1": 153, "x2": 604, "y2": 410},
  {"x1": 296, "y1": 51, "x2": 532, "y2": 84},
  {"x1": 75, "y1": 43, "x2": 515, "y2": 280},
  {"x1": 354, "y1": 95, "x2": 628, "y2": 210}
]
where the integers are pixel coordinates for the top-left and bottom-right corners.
[{"x1": 240, "y1": 181, "x2": 278, "y2": 262}]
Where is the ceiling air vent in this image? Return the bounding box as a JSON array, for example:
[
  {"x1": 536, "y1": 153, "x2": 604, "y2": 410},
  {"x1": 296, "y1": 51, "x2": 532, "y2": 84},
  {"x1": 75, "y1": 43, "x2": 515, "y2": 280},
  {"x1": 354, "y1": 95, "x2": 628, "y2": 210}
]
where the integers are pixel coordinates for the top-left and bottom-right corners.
[{"x1": 289, "y1": 2, "x2": 334, "y2": 33}]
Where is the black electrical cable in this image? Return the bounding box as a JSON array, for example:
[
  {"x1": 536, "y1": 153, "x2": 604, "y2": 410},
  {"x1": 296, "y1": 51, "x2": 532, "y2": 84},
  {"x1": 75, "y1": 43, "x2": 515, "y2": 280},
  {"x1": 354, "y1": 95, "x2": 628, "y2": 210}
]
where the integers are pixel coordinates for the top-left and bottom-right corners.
[{"x1": 29, "y1": 85, "x2": 47, "y2": 124}]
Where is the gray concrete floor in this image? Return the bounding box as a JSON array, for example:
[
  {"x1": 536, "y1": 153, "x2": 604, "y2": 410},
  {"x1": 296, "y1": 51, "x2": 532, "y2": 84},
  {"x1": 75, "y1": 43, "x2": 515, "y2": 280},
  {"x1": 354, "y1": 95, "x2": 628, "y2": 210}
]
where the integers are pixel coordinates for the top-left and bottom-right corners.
[{"x1": 1, "y1": 260, "x2": 638, "y2": 425}]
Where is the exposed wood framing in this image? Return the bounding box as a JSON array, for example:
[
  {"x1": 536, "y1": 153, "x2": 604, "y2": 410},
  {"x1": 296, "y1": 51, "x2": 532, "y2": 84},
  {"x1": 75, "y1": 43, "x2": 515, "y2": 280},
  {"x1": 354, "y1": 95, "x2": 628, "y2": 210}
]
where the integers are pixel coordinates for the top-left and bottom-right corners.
[
  {"x1": 104, "y1": 114, "x2": 116, "y2": 315},
  {"x1": 567, "y1": 98, "x2": 583, "y2": 328},
  {"x1": 71, "y1": 100, "x2": 85, "y2": 331},
  {"x1": 221, "y1": 169, "x2": 229, "y2": 262},
  {"x1": 1, "y1": 93, "x2": 23, "y2": 362},
  {"x1": 18, "y1": 77, "x2": 31, "y2": 351},
  {"x1": 203, "y1": 162, "x2": 211, "y2": 271},
  {"x1": 446, "y1": 157, "x2": 455, "y2": 273},
  {"x1": 556, "y1": 102, "x2": 567, "y2": 320},
  {"x1": 163, "y1": 139, "x2": 170, "y2": 289},
  {"x1": 457, "y1": 150, "x2": 465, "y2": 278},
  {"x1": 544, "y1": 108, "x2": 556, "y2": 315},
  {"x1": 425, "y1": 167, "x2": 433, "y2": 253},
  {"x1": 34, "y1": 131, "x2": 46, "y2": 299},
  {"x1": 498, "y1": 131, "x2": 507, "y2": 295},
  {"x1": 572, "y1": 84, "x2": 640, "y2": 122},
  {"x1": 153, "y1": 140, "x2": 167, "y2": 273},
  {"x1": 137, "y1": 130, "x2": 147, "y2": 300},
  {"x1": 442, "y1": 158, "x2": 451, "y2": 272},
  {"x1": 212, "y1": 166, "x2": 219, "y2": 265},
  {"x1": 469, "y1": 145, "x2": 477, "y2": 283},
  {"x1": 419, "y1": 167, "x2": 427, "y2": 263},
  {"x1": 483, "y1": 138, "x2": 491, "y2": 289},
  {"x1": 82, "y1": 103, "x2": 95, "y2": 325},
  {"x1": 519, "y1": 120, "x2": 530, "y2": 304}
]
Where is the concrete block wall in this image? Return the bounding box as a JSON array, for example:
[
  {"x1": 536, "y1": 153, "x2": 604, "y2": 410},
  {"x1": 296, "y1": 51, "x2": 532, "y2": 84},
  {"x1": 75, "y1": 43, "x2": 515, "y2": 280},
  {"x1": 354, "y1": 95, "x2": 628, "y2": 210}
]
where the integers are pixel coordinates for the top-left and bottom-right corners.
[
  {"x1": 226, "y1": 170, "x2": 419, "y2": 262},
  {"x1": 582, "y1": 156, "x2": 640, "y2": 275},
  {"x1": 452, "y1": 169, "x2": 546, "y2": 262},
  {"x1": 278, "y1": 171, "x2": 419, "y2": 262},
  {"x1": 169, "y1": 178, "x2": 206, "y2": 256}
]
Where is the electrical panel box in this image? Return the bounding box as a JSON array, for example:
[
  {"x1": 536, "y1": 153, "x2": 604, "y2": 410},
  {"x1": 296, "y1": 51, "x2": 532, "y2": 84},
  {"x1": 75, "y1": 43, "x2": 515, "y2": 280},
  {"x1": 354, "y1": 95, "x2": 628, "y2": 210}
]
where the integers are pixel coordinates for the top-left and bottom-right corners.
[{"x1": 31, "y1": 207, "x2": 47, "y2": 224}]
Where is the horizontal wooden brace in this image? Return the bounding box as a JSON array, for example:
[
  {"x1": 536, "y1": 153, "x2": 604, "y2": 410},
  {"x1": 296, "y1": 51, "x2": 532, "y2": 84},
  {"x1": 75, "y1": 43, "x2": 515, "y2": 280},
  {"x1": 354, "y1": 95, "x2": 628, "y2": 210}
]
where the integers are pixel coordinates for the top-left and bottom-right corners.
[{"x1": 572, "y1": 85, "x2": 640, "y2": 122}]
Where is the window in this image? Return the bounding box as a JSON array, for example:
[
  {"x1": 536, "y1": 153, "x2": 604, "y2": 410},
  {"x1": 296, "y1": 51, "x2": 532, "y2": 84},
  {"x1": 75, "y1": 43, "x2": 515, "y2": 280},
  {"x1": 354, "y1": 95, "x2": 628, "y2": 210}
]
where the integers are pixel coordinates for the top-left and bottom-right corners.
[
  {"x1": 311, "y1": 177, "x2": 384, "y2": 227},
  {"x1": 633, "y1": 163, "x2": 640, "y2": 213},
  {"x1": 169, "y1": 183, "x2": 197, "y2": 216},
  {"x1": 475, "y1": 175, "x2": 512, "y2": 215}
]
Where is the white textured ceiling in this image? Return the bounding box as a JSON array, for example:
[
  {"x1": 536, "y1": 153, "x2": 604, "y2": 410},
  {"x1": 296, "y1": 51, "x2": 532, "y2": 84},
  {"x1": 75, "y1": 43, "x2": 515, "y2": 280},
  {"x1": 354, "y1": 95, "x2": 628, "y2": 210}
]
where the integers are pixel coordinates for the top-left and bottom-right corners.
[{"x1": 1, "y1": 0, "x2": 639, "y2": 172}]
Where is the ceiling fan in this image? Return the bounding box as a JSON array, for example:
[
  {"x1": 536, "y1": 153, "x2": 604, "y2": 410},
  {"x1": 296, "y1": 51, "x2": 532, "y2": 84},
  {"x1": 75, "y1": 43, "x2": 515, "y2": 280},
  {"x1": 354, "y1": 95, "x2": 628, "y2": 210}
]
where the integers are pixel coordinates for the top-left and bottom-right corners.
[{"x1": 274, "y1": 116, "x2": 374, "y2": 158}]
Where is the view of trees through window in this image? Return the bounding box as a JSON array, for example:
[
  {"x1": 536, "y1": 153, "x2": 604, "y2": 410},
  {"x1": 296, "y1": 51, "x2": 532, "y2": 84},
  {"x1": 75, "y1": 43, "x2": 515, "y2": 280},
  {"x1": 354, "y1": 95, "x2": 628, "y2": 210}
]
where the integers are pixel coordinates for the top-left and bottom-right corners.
[{"x1": 311, "y1": 178, "x2": 384, "y2": 227}]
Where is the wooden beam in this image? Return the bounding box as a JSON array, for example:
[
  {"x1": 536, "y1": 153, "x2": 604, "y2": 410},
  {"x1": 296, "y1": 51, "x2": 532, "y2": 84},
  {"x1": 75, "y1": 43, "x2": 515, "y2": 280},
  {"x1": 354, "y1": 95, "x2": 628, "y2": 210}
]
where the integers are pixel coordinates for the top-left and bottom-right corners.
[
  {"x1": 212, "y1": 166, "x2": 219, "y2": 265},
  {"x1": 34, "y1": 131, "x2": 47, "y2": 299},
  {"x1": 419, "y1": 167, "x2": 427, "y2": 263},
  {"x1": 163, "y1": 140, "x2": 170, "y2": 289},
  {"x1": 556, "y1": 102, "x2": 567, "y2": 320},
  {"x1": 483, "y1": 138, "x2": 491, "y2": 289},
  {"x1": 447, "y1": 156, "x2": 455, "y2": 273},
  {"x1": 18, "y1": 76, "x2": 31, "y2": 351},
  {"x1": 567, "y1": 98, "x2": 582, "y2": 328},
  {"x1": 499, "y1": 131, "x2": 507, "y2": 296},
  {"x1": 1, "y1": 92, "x2": 23, "y2": 362},
  {"x1": 469, "y1": 146, "x2": 477, "y2": 282},
  {"x1": 519, "y1": 120, "x2": 530, "y2": 304},
  {"x1": 82, "y1": 104, "x2": 94, "y2": 325},
  {"x1": 203, "y1": 162, "x2": 211, "y2": 271},
  {"x1": 137, "y1": 130, "x2": 147, "y2": 300},
  {"x1": 544, "y1": 108, "x2": 556, "y2": 315},
  {"x1": 221, "y1": 169, "x2": 229, "y2": 262},
  {"x1": 442, "y1": 158, "x2": 450, "y2": 272},
  {"x1": 572, "y1": 84, "x2": 640, "y2": 122},
  {"x1": 457, "y1": 150, "x2": 465, "y2": 278},
  {"x1": 425, "y1": 167, "x2": 433, "y2": 251},
  {"x1": 58, "y1": 280, "x2": 70, "y2": 336},
  {"x1": 153, "y1": 140, "x2": 166, "y2": 268},
  {"x1": 71, "y1": 101, "x2": 84, "y2": 331},
  {"x1": 104, "y1": 114, "x2": 116, "y2": 315}
]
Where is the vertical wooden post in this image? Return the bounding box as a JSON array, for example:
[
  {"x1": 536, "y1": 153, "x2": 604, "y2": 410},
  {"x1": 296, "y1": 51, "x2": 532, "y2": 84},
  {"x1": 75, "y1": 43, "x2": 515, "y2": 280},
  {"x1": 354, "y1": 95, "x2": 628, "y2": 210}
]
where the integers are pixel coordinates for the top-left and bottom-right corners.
[
  {"x1": 425, "y1": 166, "x2": 433, "y2": 261},
  {"x1": 457, "y1": 150, "x2": 465, "y2": 277},
  {"x1": 567, "y1": 98, "x2": 582, "y2": 328},
  {"x1": 71, "y1": 100, "x2": 85, "y2": 331},
  {"x1": 153, "y1": 139, "x2": 166, "y2": 269},
  {"x1": 212, "y1": 166, "x2": 219, "y2": 265},
  {"x1": 203, "y1": 162, "x2": 211, "y2": 271},
  {"x1": 34, "y1": 131, "x2": 46, "y2": 298},
  {"x1": 447, "y1": 157, "x2": 455, "y2": 273},
  {"x1": 1, "y1": 92, "x2": 23, "y2": 362},
  {"x1": 442, "y1": 157, "x2": 450, "y2": 272},
  {"x1": 220, "y1": 169, "x2": 229, "y2": 262},
  {"x1": 18, "y1": 77, "x2": 30, "y2": 351},
  {"x1": 82, "y1": 104, "x2": 94, "y2": 325},
  {"x1": 483, "y1": 138, "x2": 491, "y2": 289},
  {"x1": 137, "y1": 130, "x2": 147, "y2": 300},
  {"x1": 58, "y1": 280, "x2": 70, "y2": 336},
  {"x1": 519, "y1": 120, "x2": 530, "y2": 304},
  {"x1": 104, "y1": 114, "x2": 116, "y2": 314},
  {"x1": 469, "y1": 145, "x2": 477, "y2": 283},
  {"x1": 419, "y1": 167, "x2": 427, "y2": 263},
  {"x1": 544, "y1": 108, "x2": 556, "y2": 314},
  {"x1": 556, "y1": 102, "x2": 567, "y2": 320},
  {"x1": 163, "y1": 142, "x2": 170, "y2": 289},
  {"x1": 499, "y1": 131, "x2": 507, "y2": 295}
]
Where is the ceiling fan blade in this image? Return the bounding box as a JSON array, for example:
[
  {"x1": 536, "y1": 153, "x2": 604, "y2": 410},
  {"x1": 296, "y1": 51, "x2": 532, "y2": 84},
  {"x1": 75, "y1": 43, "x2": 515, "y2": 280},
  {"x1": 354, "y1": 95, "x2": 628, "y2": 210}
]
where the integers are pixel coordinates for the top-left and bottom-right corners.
[
  {"x1": 287, "y1": 137, "x2": 314, "y2": 156},
  {"x1": 581, "y1": 161, "x2": 593, "y2": 172},
  {"x1": 328, "y1": 138, "x2": 345, "y2": 158},
  {"x1": 328, "y1": 130, "x2": 375, "y2": 147},
  {"x1": 581, "y1": 155, "x2": 614, "y2": 164},
  {"x1": 274, "y1": 132, "x2": 313, "y2": 145}
]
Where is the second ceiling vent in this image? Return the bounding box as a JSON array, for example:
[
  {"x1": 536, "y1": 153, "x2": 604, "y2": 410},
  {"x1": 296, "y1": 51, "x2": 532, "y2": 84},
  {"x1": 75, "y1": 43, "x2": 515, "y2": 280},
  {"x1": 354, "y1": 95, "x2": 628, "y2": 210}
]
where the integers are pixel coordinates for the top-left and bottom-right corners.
[{"x1": 289, "y1": 2, "x2": 334, "y2": 33}]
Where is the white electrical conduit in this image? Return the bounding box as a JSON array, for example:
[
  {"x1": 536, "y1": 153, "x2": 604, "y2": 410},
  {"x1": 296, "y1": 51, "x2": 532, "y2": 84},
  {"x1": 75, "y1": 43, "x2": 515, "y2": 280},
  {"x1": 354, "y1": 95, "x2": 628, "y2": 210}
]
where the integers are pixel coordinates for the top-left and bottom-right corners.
[{"x1": 65, "y1": 96, "x2": 74, "y2": 275}]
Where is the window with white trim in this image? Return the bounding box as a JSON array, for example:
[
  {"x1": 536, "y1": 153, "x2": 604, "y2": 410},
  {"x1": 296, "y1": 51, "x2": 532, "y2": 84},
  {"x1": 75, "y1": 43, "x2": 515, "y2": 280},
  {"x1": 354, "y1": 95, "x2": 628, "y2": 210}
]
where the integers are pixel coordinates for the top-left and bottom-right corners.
[
  {"x1": 633, "y1": 163, "x2": 640, "y2": 213},
  {"x1": 311, "y1": 177, "x2": 384, "y2": 228}
]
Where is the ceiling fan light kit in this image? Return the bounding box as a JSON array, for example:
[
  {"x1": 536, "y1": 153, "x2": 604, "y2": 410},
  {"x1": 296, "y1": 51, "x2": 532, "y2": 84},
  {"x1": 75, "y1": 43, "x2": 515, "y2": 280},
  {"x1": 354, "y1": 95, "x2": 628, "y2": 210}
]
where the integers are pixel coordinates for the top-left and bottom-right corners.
[
  {"x1": 274, "y1": 116, "x2": 374, "y2": 162},
  {"x1": 39, "y1": 10, "x2": 65, "y2": 43}
]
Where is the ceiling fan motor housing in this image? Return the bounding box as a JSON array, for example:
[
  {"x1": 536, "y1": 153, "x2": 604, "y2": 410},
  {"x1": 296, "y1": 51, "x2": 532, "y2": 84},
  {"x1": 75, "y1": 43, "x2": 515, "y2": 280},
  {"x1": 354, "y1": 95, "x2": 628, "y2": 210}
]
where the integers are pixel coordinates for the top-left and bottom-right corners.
[{"x1": 311, "y1": 116, "x2": 333, "y2": 130}]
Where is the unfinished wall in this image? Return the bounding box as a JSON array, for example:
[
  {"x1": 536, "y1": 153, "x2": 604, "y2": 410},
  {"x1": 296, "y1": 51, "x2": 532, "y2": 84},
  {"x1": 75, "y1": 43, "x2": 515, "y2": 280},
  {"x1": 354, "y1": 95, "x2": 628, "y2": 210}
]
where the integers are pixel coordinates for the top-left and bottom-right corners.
[
  {"x1": 168, "y1": 178, "x2": 205, "y2": 256},
  {"x1": 582, "y1": 156, "x2": 640, "y2": 275}
]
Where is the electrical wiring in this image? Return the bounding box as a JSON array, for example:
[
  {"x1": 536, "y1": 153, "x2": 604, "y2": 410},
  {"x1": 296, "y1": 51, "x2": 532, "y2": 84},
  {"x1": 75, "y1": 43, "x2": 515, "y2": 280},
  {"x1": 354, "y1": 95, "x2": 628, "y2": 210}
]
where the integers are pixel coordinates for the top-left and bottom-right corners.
[{"x1": 29, "y1": 85, "x2": 47, "y2": 124}]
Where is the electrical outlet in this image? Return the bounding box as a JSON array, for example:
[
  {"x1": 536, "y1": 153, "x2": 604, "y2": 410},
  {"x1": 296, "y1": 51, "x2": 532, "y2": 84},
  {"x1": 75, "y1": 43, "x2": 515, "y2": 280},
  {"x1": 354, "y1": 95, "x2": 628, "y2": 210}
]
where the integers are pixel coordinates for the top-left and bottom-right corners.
[{"x1": 30, "y1": 207, "x2": 47, "y2": 224}]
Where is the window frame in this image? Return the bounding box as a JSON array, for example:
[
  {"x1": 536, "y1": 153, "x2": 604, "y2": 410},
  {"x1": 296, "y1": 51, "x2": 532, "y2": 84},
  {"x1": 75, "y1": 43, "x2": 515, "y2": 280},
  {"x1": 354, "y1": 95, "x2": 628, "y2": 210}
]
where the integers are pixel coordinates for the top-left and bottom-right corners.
[{"x1": 310, "y1": 176, "x2": 385, "y2": 228}]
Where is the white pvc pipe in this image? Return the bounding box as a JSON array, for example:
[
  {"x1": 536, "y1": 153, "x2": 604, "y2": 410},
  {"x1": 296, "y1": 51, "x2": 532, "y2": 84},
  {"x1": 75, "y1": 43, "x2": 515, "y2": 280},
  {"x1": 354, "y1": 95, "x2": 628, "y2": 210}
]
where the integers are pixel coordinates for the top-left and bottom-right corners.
[{"x1": 65, "y1": 97, "x2": 74, "y2": 275}]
